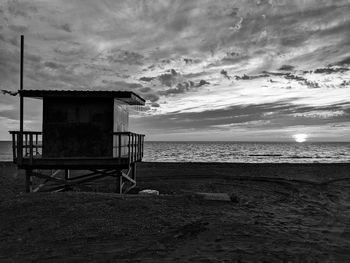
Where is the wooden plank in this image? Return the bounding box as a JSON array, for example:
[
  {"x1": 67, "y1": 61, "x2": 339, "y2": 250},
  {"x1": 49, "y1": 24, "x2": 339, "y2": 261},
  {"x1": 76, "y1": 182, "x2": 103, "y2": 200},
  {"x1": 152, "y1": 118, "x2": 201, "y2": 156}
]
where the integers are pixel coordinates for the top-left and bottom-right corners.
[
  {"x1": 32, "y1": 171, "x2": 66, "y2": 184},
  {"x1": 66, "y1": 170, "x2": 102, "y2": 181},
  {"x1": 32, "y1": 179, "x2": 50, "y2": 193},
  {"x1": 19, "y1": 157, "x2": 129, "y2": 169},
  {"x1": 121, "y1": 170, "x2": 136, "y2": 185}
]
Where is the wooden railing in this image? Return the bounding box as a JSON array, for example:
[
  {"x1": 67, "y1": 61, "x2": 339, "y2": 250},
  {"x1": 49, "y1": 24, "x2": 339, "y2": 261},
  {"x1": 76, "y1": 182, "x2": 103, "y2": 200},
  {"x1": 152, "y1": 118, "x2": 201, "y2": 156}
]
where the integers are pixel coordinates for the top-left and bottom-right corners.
[
  {"x1": 9, "y1": 131, "x2": 42, "y2": 164},
  {"x1": 9, "y1": 131, "x2": 145, "y2": 164},
  {"x1": 112, "y1": 132, "x2": 145, "y2": 163}
]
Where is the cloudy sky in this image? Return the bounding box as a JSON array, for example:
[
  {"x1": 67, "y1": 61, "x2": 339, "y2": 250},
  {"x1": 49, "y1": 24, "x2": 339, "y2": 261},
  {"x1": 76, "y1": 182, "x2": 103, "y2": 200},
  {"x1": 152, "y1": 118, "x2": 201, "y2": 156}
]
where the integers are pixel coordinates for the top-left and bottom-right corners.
[{"x1": 0, "y1": 0, "x2": 349, "y2": 141}]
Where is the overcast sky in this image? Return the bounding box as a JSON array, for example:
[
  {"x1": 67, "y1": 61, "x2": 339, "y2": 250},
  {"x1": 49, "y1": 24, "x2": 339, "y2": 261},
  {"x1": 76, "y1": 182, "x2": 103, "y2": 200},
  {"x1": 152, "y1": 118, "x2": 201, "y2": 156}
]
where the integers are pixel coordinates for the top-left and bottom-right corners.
[{"x1": 0, "y1": 0, "x2": 349, "y2": 141}]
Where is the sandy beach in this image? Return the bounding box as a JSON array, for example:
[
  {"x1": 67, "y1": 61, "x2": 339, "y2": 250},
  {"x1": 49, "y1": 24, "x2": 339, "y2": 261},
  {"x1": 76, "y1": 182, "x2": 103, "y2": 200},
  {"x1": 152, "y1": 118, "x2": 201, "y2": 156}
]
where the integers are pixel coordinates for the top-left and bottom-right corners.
[{"x1": 1, "y1": 162, "x2": 350, "y2": 262}]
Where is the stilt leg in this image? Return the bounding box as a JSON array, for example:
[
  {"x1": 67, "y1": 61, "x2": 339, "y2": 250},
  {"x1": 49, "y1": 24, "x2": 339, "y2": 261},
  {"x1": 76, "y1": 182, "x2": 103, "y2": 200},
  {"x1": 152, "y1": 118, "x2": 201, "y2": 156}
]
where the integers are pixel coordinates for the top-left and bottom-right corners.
[
  {"x1": 116, "y1": 171, "x2": 123, "y2": 194},
  {"x1": 25, "y1": 169, "x2": 32, "y2": 193},
  {"x1": 64, "y1": 169, "x2": 70, "y2": 180},
  {"x1": 64, "y1": 169, "x2": 70, "y2": 191},
  {"x1": 131, "y1": 162, "x2": 136, "y2": 182}
]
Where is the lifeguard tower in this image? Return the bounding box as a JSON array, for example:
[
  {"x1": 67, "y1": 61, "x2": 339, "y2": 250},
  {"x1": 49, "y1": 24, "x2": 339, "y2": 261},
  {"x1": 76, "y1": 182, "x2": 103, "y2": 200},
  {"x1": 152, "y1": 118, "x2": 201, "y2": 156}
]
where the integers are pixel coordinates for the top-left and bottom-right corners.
[{"x1": 10, "y1": 36, "x2": 145, "y2": 193}]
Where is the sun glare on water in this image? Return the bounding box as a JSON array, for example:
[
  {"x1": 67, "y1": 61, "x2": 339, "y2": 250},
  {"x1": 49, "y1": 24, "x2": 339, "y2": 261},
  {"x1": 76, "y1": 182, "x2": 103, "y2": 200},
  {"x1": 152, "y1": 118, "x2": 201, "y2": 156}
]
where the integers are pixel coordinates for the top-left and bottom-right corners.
[{"x1": 293, "y1": 134, "x2": 308, "y2": 143}]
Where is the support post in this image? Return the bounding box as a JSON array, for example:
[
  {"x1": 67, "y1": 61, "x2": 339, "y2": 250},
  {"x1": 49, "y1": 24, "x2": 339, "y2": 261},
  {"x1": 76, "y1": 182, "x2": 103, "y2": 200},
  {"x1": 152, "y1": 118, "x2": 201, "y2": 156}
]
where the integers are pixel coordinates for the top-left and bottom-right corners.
[
  {"x1": 11, "y1": 133, "x2": 16, "y2": 160},
  {"x1": 115, "y1": 170, "x2": 123, "y2": 194},
  {"x1": 25, "y1": 169, "x2": 32, "y2": 193},
  {"x1": 18, "y1": 35, "x2": 24, "y2": 165},
  {"x1": 64, "y1": 169, "x2": 70, "y2": 180},
  {"x1": 131, "y1": 162, "x2": 136, "y2": 182}
]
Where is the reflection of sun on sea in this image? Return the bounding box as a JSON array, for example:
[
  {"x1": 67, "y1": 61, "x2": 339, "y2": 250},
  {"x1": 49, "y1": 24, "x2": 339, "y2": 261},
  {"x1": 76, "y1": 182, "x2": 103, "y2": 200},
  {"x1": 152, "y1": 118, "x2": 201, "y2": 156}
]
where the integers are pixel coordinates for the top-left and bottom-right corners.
[{"x1": 293, "y1": 134, "x2": 308, "y2": 143}]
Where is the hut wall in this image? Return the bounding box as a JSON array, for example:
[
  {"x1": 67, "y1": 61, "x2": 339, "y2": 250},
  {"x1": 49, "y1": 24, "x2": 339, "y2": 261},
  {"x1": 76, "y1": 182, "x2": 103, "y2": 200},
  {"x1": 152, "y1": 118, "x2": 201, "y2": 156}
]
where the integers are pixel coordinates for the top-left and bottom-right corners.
[{"x1": 42, "y1": 97, "x2": 114, "y2": 158}]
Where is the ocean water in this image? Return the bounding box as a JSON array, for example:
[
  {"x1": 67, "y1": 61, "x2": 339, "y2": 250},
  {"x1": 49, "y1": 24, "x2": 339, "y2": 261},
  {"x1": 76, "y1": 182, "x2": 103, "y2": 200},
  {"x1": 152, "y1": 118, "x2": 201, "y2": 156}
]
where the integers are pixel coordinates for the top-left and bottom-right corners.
[
  {"x1": 143, "y1": 141, "x2": 350, "y2": 163},
  {"x1": 1, "y1": 141, "x2": 349, "y2": 163}
]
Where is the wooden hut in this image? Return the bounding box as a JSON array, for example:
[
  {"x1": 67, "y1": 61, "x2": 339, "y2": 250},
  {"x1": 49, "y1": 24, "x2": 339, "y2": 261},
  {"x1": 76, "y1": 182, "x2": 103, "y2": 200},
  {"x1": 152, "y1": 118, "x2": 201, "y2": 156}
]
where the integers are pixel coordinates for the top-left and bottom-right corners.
[
  {"x1": 10, "y1": 90, "x2": 145, "y2": 193},
  {"x1": 10, "y1": 36, "x2": 146, "y2": 193}
]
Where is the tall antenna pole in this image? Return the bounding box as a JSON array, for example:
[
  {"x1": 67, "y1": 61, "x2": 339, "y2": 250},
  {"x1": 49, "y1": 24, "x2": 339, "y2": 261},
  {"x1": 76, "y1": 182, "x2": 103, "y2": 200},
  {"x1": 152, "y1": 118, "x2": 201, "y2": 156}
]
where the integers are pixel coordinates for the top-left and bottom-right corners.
[{"x1": 18, "y1": 35, "x2": 24, "y2": 164}]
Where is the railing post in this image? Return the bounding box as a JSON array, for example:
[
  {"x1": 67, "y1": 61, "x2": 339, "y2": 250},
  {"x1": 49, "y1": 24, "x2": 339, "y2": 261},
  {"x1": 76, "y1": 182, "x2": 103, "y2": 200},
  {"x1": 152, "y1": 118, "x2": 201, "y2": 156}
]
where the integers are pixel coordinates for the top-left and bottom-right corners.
[
  {"x1": 11, "y1": 133, "x2": 16, "y2": 160},
  {"x1": 135, "y1": 134, "x2": 137, "y2": 161},
  {"x1": 128, "y1": 133, "x2": 131, "y2": 162},
  {"x1": 118, "y1": 133, "x2": 122, "y2": 158},
  {"x1": 137, "y1": 135, "x2": 139, "y2": 161},
  {"x1": 35, "y1": 133, "x2": 38, "y2": 155},
  {"x1": 135, "y1": 134, "x2": 137, "y2": 162},
  {"x1": 132, "y1": 134, "x2": 135, "y2": 162},
  {"x1": 29, "y1": 133, "x2": 33, "y2": 164},
  {"x1": 141, "y1": 135, "x2": 144, "y2": 158},
  {"x1": 138, "y1": 134, "x2": 141, "y2": 161},
  {"x1": 25, "y1": 133, "x2": 28, "y2": 156},
  {"x1": 131, "y1": 134, "x2": 134, "y2": 163}
]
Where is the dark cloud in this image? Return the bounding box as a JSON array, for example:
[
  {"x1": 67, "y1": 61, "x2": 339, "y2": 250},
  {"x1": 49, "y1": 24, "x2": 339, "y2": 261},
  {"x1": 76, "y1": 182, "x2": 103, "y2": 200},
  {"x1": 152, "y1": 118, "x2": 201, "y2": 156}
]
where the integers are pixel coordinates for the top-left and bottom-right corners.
[
  {"x1": 6, "y1": 1, "x2": 38, "y2": 17},
  {"x1": 141, "y1": 93, "x2": 159, "y2": 103},
  {"x1": 54, "y1": 43, "x2": 85, "y2": 56},
  {"x1": 279, "y1": 65, "x2": 295, "y2": 71},
  {"x1": 234, "y1": 73, "x2": 269, "y2": 80},
  {"x1": 197, "y1": 80, "x2": 210, "y2": 87},
  {"x1": 44, "y1": 61, "x2": 65, "y2": 70},
  {"x1": 158, "y1": 69, "x2": 179, "y2": 87},
  {"x1": 151, "y1": 102, "x2": 160, "y2": 107},
  {"x1": 314, "y1": 67, "x2": 349, "y2": 74},
  {"x1": 335, "y1": 57, "x2": 350, "y2": 66},
  {"x1": 132, "y1": 101, "x2": 350, "y2": 133},
  {"x1": 340, "y1": 80, "x2": 350, "y2": 87},
  {"x1": 160, "y1": 81, "x2": 194, "y2": 96},
  {"x1": 9, "y1": 25, "x2": 28, "y2": 33},
  {"x1": 101, "y1": 80, "x2": 143, "y2": 90},
  {"x1": 99, "y1": 49, "x2": 144, "y2": 65},
  {"x1": 26, "y1": 54, "x2": 41, "y2": 63},
  {"x1": 55, "y1": 23, "x2": 72, "y2": 33},
  {"x1": 139, "y1": 87, "x2": 152, "y2": 93},
  {"x1": 220, "y1": 70, "x2": 230, "y2": 80},
  {"x1": 139, "y1": 76, "x2": 155, "y2": 82}
]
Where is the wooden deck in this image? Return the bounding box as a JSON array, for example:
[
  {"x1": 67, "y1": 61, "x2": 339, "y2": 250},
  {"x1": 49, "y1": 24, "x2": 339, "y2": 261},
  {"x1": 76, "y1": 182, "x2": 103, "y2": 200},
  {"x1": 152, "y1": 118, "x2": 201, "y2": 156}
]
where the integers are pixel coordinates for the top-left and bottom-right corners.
[
  {"x1": 10, "y1": 131, "x2": 145, "y2": 169},
  {"x1": 10, "y1": 131, "x2": 145, "y2": 193},
  {"x1": 16, "y1": 157, "x2": 131, "y2": 169}
]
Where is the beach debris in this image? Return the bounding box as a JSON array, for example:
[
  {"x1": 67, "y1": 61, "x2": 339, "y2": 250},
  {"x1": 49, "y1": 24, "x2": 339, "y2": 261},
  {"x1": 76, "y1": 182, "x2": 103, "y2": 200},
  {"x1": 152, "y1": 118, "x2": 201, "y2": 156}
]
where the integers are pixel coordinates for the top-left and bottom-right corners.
[
  {"x1": 139, "y1": 189, "x2": 159, "y2": 195},
  {"x1": 195, "y1": 192, "x2": 232, "y2": 202}
]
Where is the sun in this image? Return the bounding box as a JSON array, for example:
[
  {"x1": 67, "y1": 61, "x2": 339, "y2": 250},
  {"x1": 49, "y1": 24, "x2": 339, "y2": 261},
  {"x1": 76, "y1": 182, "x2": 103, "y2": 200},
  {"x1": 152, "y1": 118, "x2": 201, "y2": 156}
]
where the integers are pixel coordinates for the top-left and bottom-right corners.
[{"x1": 293, "y1": 134, "x2": 308, "y2": 143}]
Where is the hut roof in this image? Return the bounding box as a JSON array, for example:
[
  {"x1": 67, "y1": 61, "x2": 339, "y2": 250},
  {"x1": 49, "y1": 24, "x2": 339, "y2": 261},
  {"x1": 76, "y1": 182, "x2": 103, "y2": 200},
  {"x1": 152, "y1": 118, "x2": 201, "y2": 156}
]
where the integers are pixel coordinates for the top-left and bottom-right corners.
[{"x1": 19, "y1": 90, "x2": 145, "y2": 105}]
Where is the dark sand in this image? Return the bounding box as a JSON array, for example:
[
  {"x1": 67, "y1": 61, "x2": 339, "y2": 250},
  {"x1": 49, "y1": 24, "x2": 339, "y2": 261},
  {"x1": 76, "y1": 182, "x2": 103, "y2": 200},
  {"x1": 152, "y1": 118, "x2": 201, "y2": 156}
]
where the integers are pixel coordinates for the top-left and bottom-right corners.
[{"x1": 1, "y1": 162, "x2": 350, "y2": 262}]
